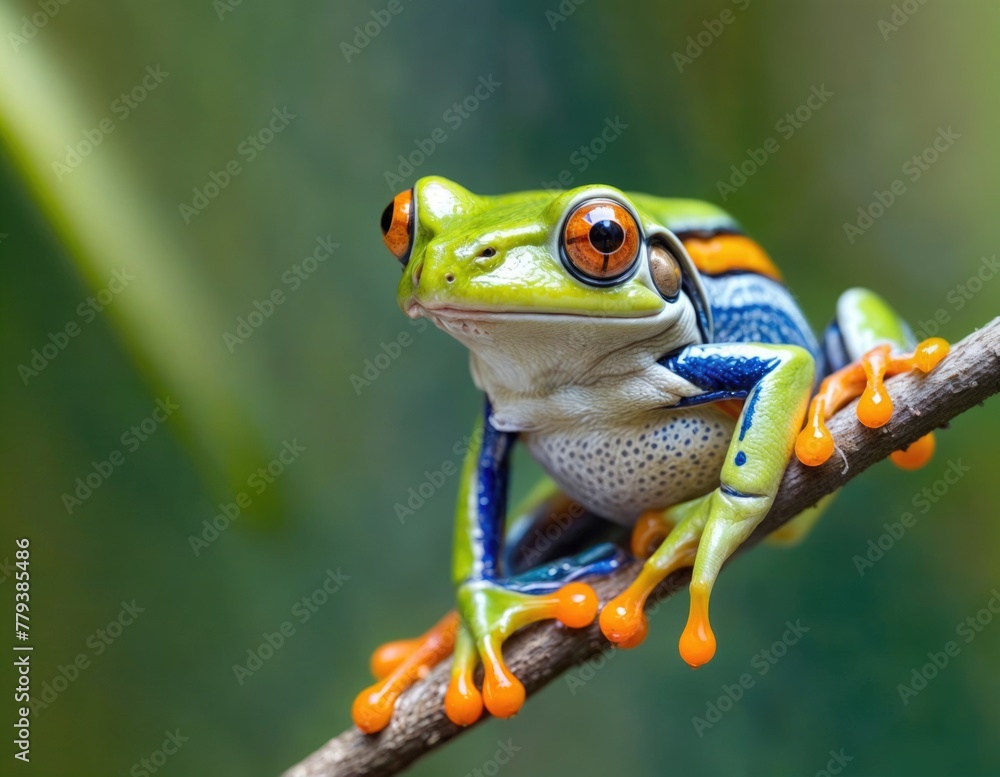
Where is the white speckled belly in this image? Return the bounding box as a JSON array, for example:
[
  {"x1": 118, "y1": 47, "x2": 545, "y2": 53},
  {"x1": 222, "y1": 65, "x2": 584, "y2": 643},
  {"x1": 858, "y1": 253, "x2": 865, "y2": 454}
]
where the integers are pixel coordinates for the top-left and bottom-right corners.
[{"x1": 523, "y1": 405, "x2": 735, "y2": 525}]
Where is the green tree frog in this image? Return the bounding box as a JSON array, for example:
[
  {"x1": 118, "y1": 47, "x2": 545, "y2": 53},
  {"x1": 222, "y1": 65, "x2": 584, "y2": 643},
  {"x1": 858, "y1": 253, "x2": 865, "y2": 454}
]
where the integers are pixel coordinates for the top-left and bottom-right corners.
[{"x1": 352, "y1": 177, "x2": 949, "y2": 733}]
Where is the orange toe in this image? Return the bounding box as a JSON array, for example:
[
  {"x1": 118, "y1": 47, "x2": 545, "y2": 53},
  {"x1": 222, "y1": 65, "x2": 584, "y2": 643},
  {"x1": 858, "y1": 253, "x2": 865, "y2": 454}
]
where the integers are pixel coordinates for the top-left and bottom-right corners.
[
  {"x1": 352, "y1": 683, "x2": 397, "y2": 735},
  {"x1": 857, "y1": 345, "x2": 893, "y2": 428},
  {"x1": 600, "y1": 589, "x2": 647, "y2": 645},
  {"x1": 795, "y1": 413, "x2": 835, "y2": 467},
  {"x1": 482, "y1": 662, "x2": 525, "y2": 719},
  {"x1": 615, "y1": 610, "x2": 649, "y2": 649},
  {"x1": 912, "y1": 337, "x2": 949, "y2": 372},
  {"x1": 445, "y1": 672, "x2": 484, "y2": 727},
  {"x1": 553, "y1": 583, "x2": 598, "y2": 629},
  {"x1": 890, "y1": 432, "x2": 936, "y2": 470},
  {"x1": 370, "y1": 638, "x2": 421, "y2": 679},
  {"x1": 679, "y1": 587, "x2": 716, "y2": 668}
]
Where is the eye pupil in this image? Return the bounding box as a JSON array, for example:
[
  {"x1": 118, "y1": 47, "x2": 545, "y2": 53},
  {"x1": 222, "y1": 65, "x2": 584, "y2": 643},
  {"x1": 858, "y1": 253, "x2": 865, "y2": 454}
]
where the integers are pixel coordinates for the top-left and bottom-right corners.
[
  {"x1": 380, "y1": 201, "x2": 394, "y2": 236},
  {"x1": 562, "y1": 199, "x2": 639, "y2": 283},
  {"x1": 589, "y1": 220, "x2": 625, "y2": 254}
]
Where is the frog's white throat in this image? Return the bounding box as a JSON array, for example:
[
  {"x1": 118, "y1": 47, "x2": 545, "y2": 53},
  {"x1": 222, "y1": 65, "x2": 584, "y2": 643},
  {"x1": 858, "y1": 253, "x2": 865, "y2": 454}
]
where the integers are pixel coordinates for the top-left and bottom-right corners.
[{"x1": 431, "y1": 302, "x2": 705, "y2": 433}]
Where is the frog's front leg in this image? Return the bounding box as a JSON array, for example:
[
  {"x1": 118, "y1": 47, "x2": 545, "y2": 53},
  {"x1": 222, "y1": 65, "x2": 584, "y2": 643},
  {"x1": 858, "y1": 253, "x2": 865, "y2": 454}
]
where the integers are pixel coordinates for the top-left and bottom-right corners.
[
  {"x1": 599, "y1": 343, "x2": 815, "y2": 666},
  {"x1": 443, "y1": 399, "x2": 621, "y2": 726}
]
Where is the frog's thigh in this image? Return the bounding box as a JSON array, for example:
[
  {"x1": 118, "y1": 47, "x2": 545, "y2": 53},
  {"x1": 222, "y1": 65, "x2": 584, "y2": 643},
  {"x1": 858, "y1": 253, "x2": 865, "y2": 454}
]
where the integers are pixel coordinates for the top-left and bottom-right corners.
[
  {"x1": 502, "y1": 477, "x2": 624, "y2": 576},
  {"x1": 829, "y1": 288, "x2": 913, "y2": 363}
]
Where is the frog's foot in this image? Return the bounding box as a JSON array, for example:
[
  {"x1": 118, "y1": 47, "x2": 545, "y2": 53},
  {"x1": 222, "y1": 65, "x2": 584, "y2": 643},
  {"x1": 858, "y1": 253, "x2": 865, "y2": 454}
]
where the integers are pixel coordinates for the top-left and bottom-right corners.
[
  {"x1": 795, "y1": 338, "x2": 949, "y2": 468},
  {"x1": 446, "y1": 579, "x2": 598, "y2": 725},
  {"x1": 352, "y1": 611, "x2": 459, "y2": 734},
  {"x1": 600, "y1": 504, "x2": 705, "y2": 654}
]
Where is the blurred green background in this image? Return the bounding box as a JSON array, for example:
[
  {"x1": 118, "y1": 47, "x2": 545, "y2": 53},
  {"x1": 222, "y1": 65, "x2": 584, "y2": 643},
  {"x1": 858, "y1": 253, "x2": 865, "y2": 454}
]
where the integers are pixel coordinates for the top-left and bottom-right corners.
[{"x1": 2, "y1": 1, "x2": 999, "y2": 775}]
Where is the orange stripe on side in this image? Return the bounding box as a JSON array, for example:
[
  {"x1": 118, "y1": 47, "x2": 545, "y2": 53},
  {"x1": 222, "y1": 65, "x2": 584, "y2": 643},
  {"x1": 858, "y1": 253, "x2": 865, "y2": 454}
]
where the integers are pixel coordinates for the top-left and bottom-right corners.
[{"x1": 682, "y1": 235, "x2": 783, "y2": 282}]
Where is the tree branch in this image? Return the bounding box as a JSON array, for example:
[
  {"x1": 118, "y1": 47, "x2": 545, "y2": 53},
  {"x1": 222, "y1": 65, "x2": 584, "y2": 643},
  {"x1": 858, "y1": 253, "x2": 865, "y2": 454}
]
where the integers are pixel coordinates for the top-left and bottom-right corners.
[{"x1": 284, "y1": 317, "x2": 1000, "y2": 777}]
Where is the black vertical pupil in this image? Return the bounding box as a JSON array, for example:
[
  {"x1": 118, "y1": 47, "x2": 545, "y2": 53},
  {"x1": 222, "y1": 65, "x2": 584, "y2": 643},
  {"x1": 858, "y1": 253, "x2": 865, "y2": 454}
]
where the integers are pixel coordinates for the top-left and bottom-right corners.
[
  {"x1": 589, "y1": 220, "x2": 625, "y2": 254},
  {"x1": 380, "y1": 201, "x2": 394, "y2": 235}
]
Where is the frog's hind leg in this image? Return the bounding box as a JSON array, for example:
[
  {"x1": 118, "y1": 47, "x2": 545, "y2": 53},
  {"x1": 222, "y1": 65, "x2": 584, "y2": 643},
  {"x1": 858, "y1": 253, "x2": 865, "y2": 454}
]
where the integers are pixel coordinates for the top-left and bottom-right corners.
[{"x1": 795, "y1": 288, "x2": 949, "y2": 469}]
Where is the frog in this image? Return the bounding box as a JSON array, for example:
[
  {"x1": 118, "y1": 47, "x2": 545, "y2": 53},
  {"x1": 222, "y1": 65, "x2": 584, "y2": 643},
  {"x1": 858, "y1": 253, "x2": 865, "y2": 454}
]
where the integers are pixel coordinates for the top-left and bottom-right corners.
[{"x1": 352, "y1": 176, "x2": 949, "y2": 734}]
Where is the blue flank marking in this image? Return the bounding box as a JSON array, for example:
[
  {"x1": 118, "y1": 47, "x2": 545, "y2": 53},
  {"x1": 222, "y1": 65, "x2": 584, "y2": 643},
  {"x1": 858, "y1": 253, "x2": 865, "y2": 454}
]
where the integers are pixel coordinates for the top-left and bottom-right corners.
[
  {"x1": 661, "y1": 348, "x2": 780, "y2": 393},
  {"x1": 698, "y1": 274, "x2": 821, "y2": 360},
  {"x1": 476, "y1": 397, "x2": 514, "y2": 581},
  {"x1": 739, "y1": 386, "x2": 761, "y2": 441},
  {"x1": 734, "y1": 451, "x2": 747, "y2": 466}
]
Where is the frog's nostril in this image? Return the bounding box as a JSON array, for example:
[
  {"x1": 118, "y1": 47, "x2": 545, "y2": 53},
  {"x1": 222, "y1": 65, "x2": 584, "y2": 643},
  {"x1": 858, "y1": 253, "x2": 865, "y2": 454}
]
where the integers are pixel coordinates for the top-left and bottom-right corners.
[
  {"x1": 412, "y1": 263, "x2": 423, "y2": 286},
  {"x1": 480, "y1": 247, "x2": 497, "y2": 258},
  {"x1": 445, "y1": 273, "x2": 456, "y2": 283}
]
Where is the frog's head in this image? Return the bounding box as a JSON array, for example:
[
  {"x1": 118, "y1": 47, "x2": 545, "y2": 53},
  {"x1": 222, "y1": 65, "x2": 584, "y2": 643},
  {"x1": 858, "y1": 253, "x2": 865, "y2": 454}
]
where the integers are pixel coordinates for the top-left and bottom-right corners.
[{"x1": 379, "y1": 177, "x2": 711, "y2": 394}]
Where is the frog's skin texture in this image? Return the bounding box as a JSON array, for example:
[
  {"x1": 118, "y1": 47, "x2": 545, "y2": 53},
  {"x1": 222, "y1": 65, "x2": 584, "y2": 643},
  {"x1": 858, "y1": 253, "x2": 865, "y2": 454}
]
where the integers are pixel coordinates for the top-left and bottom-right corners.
[{"x1": 351, "y1": 177, "x2": 949, "y2": 733}]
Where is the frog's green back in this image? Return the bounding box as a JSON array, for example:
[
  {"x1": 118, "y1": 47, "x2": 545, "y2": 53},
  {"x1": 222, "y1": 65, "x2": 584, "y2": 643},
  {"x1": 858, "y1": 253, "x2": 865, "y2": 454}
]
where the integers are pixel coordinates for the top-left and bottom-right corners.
[{"x1": 625, "y1": 193, "x2": 740, "y2": 236}]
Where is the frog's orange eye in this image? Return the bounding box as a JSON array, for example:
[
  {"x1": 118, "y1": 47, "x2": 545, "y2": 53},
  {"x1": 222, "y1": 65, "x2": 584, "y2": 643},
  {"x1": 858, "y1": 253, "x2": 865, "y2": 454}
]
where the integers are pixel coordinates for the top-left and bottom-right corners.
[
  {"x1": 380, "y1": 189, "x2": 414, "y2": 264},
  {"x1": 562, "y1": 199, "x2": 640, "y2": 283}
]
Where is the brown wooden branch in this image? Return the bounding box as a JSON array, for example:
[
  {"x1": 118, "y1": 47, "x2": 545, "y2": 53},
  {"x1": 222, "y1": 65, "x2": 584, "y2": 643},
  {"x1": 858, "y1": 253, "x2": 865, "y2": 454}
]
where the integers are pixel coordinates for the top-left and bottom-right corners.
[{"x1": 284, "y1": 317, "x2": 1000, "y2": 777}]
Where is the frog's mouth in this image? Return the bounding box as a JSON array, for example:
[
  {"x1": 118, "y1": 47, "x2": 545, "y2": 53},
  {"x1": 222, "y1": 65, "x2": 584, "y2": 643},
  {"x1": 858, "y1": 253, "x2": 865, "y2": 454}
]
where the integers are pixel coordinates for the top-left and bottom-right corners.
[{"x1": 405, "y1": 300, "x2": 659, "y2": 322}]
